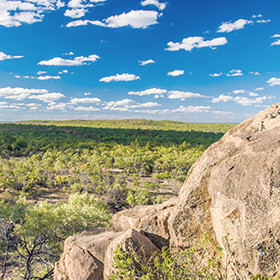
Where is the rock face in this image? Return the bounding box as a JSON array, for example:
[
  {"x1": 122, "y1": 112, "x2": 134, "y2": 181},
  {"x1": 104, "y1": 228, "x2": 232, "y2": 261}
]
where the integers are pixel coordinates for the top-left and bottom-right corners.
[{"x1": 54, "y1": 103, "x2": 280, "y2": 279}]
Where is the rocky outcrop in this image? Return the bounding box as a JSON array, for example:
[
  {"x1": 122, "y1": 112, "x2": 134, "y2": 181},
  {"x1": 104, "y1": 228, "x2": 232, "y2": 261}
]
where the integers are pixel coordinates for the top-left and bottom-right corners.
[{"x1": 54, "y1": 103, "x2": 280, "y2": 279}]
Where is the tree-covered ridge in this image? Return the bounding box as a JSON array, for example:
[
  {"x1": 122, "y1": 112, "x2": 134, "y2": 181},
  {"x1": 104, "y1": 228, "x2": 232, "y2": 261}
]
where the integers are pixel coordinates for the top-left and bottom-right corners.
[
  {"x1": 0, "y1": 122, "x2": 234, "y2": 157},
  {"x1": 16, "y1": 119, "x2": 236, "y2": 133}
]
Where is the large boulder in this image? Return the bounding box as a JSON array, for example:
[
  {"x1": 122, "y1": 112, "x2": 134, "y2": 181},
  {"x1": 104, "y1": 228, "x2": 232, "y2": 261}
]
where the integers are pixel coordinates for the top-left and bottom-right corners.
[
  {"x1": 54, "y1": 103, "x2": 280, "y2": 279},
  {"x1": 169, "y1": 103, "x2": 280, "y2": 276}
]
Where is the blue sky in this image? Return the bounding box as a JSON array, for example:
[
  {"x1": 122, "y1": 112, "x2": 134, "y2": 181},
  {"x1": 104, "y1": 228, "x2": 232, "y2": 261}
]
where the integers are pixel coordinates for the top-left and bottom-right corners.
[{"x1": 0, "y1": 0, "x2": 279, "y2": 122}]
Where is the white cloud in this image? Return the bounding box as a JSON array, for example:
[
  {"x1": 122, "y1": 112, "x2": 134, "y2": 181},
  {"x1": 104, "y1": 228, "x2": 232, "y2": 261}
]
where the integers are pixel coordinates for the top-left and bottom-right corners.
[
  {"x1": 168, "y1": 90, "x2": 204, "y2": 100},
  {"x1": 64, "y1": 8, "x2": 87, "y2": 18},
  {"x1": 37, "y1": 71, "x2": 47, "y2": 75},
  {"x1": 38, "y1": 54, "x2": 99, "y2": 66},
  {"x1": 70, "y1": 97, "x2": 101, "y2": 104},
  {"x1": 74, "y1": 106, "x2": 100, "y2": 111},
  {"x1": 234, "y1": 96, "x2": 273, "y2": 106},
  {"x1": 103, "y1": 99, "x2": 134, "y2": 111},
  {"x1": 84, "y1": 92, "x2": 91, "y2": 95},
  {"x1": 209, "y1": 72, "x2": 222, "y2": 77},
  {"x1": 172, "y1": 105, "x2": 211, "y2": 113},
  {"x1": 133, "y1": 109, "x2": 169, "y2": 114},
  {"x1": 66, "y1": 10, "x2": 160, "y2": 29},
  {"x1": 37, "y1": 75, "x2": 61, "y2": 80},
  {"x1": 252, "y1": 14, "x2": 262, "y2": 18},
  {"x1": 139, "y1": 59, "x2": 155, "y2": 66},
  {"x1": 217, "y1": 19, "x2": 252, "y2": 33},
  {"x1": 255, "y1": 87, "x2": 264, "y2": 91},
  {"x1": 0, "y1": 86, "x2": 65, "y2": 102},
  {"x1": 248, "y1": 92, "x2": 259, "y2": 97},
  {"x1": 46, "y1": 102, "x2": 68, "y2": 111},
  {"x1": 166, "y1": 36, "x2": 228, "y2": 51},
  {"x1": 212, "y1": 94, "x2": 233, "y2": 103},
  {"x1": 103, "y1": 99, "x2": 160, "y2": 111},
  {"x1": 0, "y1": 51, "x2": 23, "y2": 61},
  {"x1": 127, "y1": 102, "x2": 161, "y2": 108},
  {"x1": 271, "y1": 34, "x2": 280, "y2": 38},
  {"x1": 100, "y1": 73, "x2": 140, "y2": 82},
  {"x1": 256, "y1": 19, "x2": 270, "y2": 23},
  {"x1": 227, "y1": 69, "x2": 243, "y2": 77},
  {"x1": 58, "y1": 69, "x2": 69, "y2": 74},
  {"x1": 233, "y1": 89, "x2": 246, "y2": 94},
  {"x1": 140, "y1": 0, "x2": 167, "y2": 10},
  {"x1": 128, "y1": 88, "x2": 167, "y2": 96},
  {"x1": 168, "y1": 70, "x2": 184, "y2": 76},
  {"x1": 0, "y1": 0, "x2": 64, "y2": 27},
  {"x1": 267, "y1": 77, "x2": 280, "y2": 86},
  {"x1": 211, "y1": 93, "x2": 273, "y2": 106},
  {"x1": 271, "y1": 39, "x2": 280, "y2": 46},
  {"x1": 249, "y1": 71, "x2": 261, "y2": 75},
  {"x1": 29, "y1": 92, "x2": 65, "y2": 103}
]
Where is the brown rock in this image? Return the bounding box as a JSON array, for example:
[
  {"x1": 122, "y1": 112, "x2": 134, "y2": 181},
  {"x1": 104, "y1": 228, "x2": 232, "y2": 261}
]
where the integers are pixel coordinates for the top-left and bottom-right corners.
[
  {"x1": 169, "y1": 103, "x2": 280, "y2": 276},
  {"x1": 103, "y1": 229, "x2": 159, "y2": 279},
  {"x1": 54, "y1": 229, "x2": 121, "y2": 280},
  {"x1": 110, "y1": 198, "x2": 178, "y2": 248}
]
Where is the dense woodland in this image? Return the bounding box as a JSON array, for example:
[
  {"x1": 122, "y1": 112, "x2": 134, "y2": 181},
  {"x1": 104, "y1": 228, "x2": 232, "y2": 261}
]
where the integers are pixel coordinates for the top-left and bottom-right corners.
[{"x1": 0, "y1": 120, "x2": 236, "y2": 279}]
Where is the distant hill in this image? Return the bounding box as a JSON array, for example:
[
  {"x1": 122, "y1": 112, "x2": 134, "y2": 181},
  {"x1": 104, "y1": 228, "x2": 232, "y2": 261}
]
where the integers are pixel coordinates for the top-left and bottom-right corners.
[{"x1": 17, "y1": 119, "x2": 237, "y2": 133}]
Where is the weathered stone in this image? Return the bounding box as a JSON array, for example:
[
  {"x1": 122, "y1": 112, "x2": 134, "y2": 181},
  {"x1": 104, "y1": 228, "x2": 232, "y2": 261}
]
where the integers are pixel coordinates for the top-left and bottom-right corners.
[
  {"x1": 110, "y1": 198, "x2": 178, "y2": 247},
  {"x1": 103, "y1": 229, "x2": 159, "y2": 279},
  {"x1": 54, "y1": 229, "x2": 121, "y2": 280},
  {"x1": 169, "y1": 103, "x2": 280, "y2": 276}
]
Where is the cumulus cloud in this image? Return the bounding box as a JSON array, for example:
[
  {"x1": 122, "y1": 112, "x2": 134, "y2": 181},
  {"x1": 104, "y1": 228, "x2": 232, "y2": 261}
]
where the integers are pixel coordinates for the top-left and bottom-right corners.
[
  {"x1": 139, "y1": 59, "x2": 155, "y2": 66},
  {"x1": 100, "y1": 73, "x2": 140, "y2": 82},
  {"x1": 28, "y1": 92, "x2": 65, "y2": 103},
  {"x1": 167, "y1": 70, "x2": 184, "y2": 76},
  {"x1": 37, "y1": 71, "x2": 47, "y2": 75},
  {"x1": 70, "y1": 97, "x2": 101, "y2": 104},
  {"x1": 0, "y1": 0, "x2": 69, "y2": 27},
  {"x1": 128, "y1": 88, "x2": 167, "y2": 96},
  {"x1": 0, "y1": 51, "x2": 23, "y2": 61},
  {"x1": 46, "y1": 102, "x2": 68, "y2": 111},
  {"x1": 212, "y1": 94, "x2": 233, "y2": 103},
  {"x1": 209, "y1": 72, "x2": 222, "y2": 77},
  {"x1": 256, "y1": 19, "x2": 270, "y2": 23},
  {"x1": 252, "y1": 14, "x2": 263, "y2": 18},
  {"x1": 212, "y1": 93, "x2": 274, "y2": 106},
  {"x1": 140, "y1": 0, "x2": 167, "y2": 10},
  {"x1": 38, "y1": 54, "x2": 99, "y2": 66},
  {"x1": 227, "y1": 69, "x2": 243, "y2": 77},
  {"x1": 168, "y1": 90, "x2": 205, "y2": 100},
  {"x1": 233, "y1": 89, "x2": 246, "y2": 94},
  {"x1": 0, "y1": 86, "x2": 65, "y2": 102},
  {"x1": 172, "y1": 105, "x2": 211, "y2": 113},
  {"x1": 74, "y1": 106, "x2": 100, "y2": 111},
  {"x1": 234, "y1": 96, "x2": 274, "y2": 106},
  {"x1": 267, "y1": 77, "x2": 280, "y2": 86},
  {"x1": 255, "y1": 87, "x2": 264, "y2": 91},
  {"x1": 37, "y1": 75, "x2": 61, "y2": 80},
  {"x1": 64, "y1": 8, "x2": 87, "y2": 18},
  {"x1": 58, "y1": 69, "x2": 68, "y2": 74},
  {"x1": 66, "y1": 10, "x2": 160, "y2": 29},
  {"x1": 217, "y1": 19, "x2": 252, "y2": 33},
  {"x1": 271, "y1": 39, "x2": 280, "y2": 46},
  {"x1": 103, "y1": 99, "x2": 160, "y2": 111},
  {"x1": 166, "y1": 36, "x2": 228, "y2": 51},
  {"x1": 249, "y1": 71, "x2": 261, "y2": 75}
]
